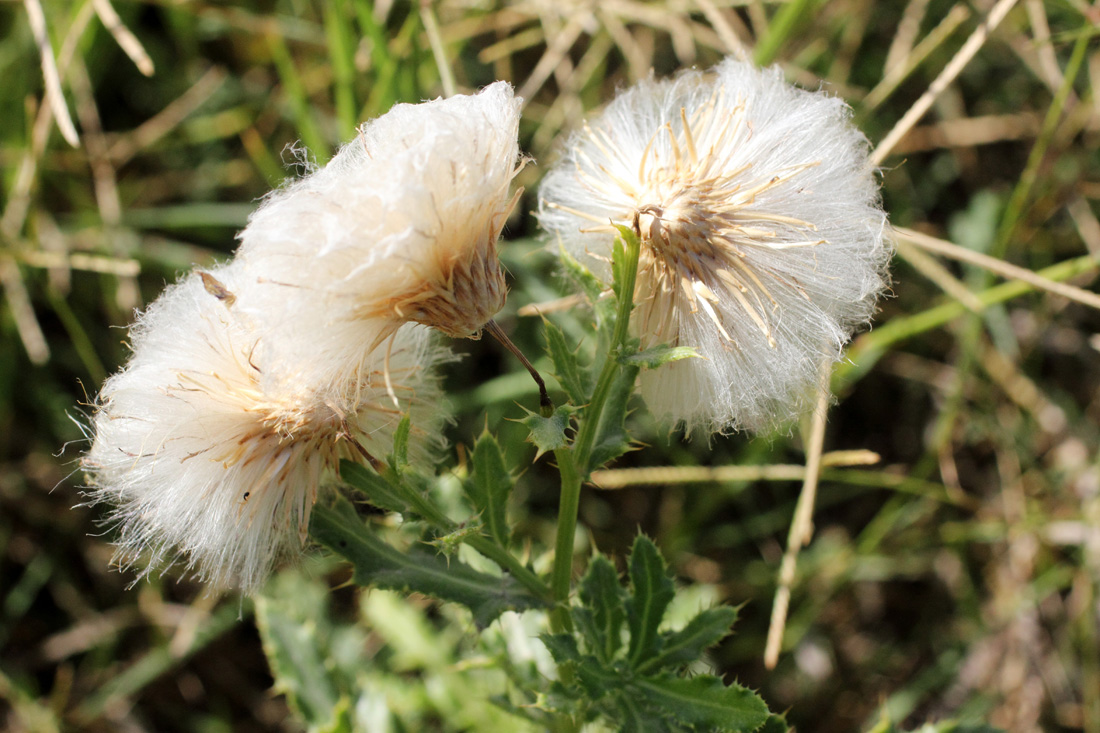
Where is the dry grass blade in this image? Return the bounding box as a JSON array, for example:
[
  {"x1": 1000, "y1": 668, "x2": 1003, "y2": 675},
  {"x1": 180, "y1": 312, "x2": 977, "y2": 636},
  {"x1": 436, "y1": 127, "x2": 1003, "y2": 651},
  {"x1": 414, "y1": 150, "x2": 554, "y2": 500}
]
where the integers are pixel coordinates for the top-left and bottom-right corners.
[
  {"x1": 589, "y1": 449, "x2": 880, "y2": 488},
  {"x1": 598, "y1": 8, "x2": 650, "y2": 82},
  {"x1": 17, "y1": 251, "x2": 141, "y2": 277},
  {"x1": 71, "y1": 59, "x2": 140, "y2": 312},
  {"x1": 527, "y1": 33, "x2": 611, "y2": 155},
  {"x1": 979, "y1": 343, "x2": 1067, "y2": 435},
  {"x1": 695, "y1": 0, "x2": 749, "y2": 61},
  {"x1": 24, "y1": 0, "x2": 80, "y2": 147},
  {"x1": 863, "y1": 5, "x2": 970, "y2": 111},
  {"x1": 764, "y1": 356, "x2": 832, "y2": 670},
  {"x1": 889, "y1": 111, "x2": 1040, "y2": 154},
  {"x1": 896, "y1": 226, "x2": 1100, "y2": 311},
  {"x1": 517, "y1": 13, "x2": 587, "y2": 103},
  {"x1": 92, "y1": 0, "x2": 154, "y2": 76},
  {"x1": 895, "y1": 237, "x2": 985, "y2": 312},
  {"x1": 516, "y1": 293, "x2": 587, "y2": 317},
  {"x1": 883, "y1": 0, "x2": 931, "y2": 72},
  {"x1": 477, "y1": 27, "x2": 544, "y2": 64},
  {"x1": 2, "y1": 3, "x2": 95, "y2": 240},
  {"x1": 871, "y1": 0, "x2": 1020, "y2": 165},
  {"x1": 1023, "y1": 0, "x2": 1063, "y2": 91},
  {"x1": 420, "y1": 0, "x2": 456, "y2": 97},
  {"x1": 1068, "y1": 196, "x2": 1100, "y2": 255},
  {"x1": 0, "y1": 257, "x2": 50, "y2": 364}
]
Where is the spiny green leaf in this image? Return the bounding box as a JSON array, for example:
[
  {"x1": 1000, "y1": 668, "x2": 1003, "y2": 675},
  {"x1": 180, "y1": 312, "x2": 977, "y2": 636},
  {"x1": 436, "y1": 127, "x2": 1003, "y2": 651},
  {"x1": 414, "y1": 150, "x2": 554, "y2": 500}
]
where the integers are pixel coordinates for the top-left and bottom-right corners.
[
  {"x1": 339, "y1": 459, "x2": 450, "y2": 527},
  {"x1": 614, "y1": 693, "x2": 674, "y2": 733},
  {"x1": 340, "y1": 460, "x2": 407, "y2": 514},
  {"x1": 518, "y1": 404, "x2": 577, "y2": 460},
  {"x1": 465, "y1": 432, "x2": 513, "y2": 547},
  {"x1": 543, "y1": 318, "x2": 588, "y2": 405},
  {"x1": 574, "y1": 656, "x2": 619, "y2": 700},
  {"x1": 426, "y1": 522, "x2": 483, "y2": 557},
  {"x1": 620, "y1": 345, "x2": 700, "y2": 369},
  {"x1": 559, "y1": 246, "x2": 606, "y2": 306},
  {"x1": 641, "y1": 606, "x2": 738, "y2": 673},
  {"x1": 626, "y1": 535, "x2": 676, "y2": 668},
  {"x1": 630, "y1": 674, "x2": 770, "y2": 732},
  {"x1": 389, "y1": 414, "x2": 411, "y2": 473},
  {"x1": 539, "y1": 633, "x2": 580, "y2": 664},
  {"x1": 255, "y1": 598, "x2": 338, "y2": 727},
  {"x1": 311, "y1": 497, "x2": 546, "y2": 628},
  {"x1": 488, "y1": 694, "x2": 559, "y2": 728},
  {"x1": 255, "y1": 577, "x2": 345, "y2": 732},
  {"x1": 616, "y1": 694, "x2": 650, "y2": 733},
  {"x1": 577, "y1": 555, "x2": 626, "y2": 664}
]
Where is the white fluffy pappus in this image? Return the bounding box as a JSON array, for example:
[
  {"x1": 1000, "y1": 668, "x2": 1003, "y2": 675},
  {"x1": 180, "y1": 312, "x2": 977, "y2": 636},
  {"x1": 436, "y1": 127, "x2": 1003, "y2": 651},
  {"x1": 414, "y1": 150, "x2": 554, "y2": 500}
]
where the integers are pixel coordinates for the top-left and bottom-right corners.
[
  {"x1": 83, "y1": 264, "x2": 449, "y2": 592},
  {"x1": 234, "y1": 82, "x2": 524, "y2": 397},
  {"x1": 538, "y1": 59, "x2": 892, "y2": 434}
]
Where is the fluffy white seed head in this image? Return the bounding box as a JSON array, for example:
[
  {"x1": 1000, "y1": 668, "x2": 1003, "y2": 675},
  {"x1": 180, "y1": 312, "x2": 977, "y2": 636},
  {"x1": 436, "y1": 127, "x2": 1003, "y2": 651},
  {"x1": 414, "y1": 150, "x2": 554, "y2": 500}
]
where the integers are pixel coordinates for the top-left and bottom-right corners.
[
  {"x1": 538, "y1": 59, "x2": 892, "y2": 434},
  {"x1": 83, "y1": 264, "x2": 448, "y2": 592},
  {"x1": 234, "y1": 82, "x2": 523, "y2": 397}
]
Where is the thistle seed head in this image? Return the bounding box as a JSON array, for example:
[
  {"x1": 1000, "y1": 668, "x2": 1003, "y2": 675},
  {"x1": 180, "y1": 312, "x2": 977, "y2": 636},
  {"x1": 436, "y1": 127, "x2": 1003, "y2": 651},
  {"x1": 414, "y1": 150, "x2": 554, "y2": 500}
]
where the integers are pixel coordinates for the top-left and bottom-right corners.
[
  {"x1": 233, "y1": 82, "x2": 523, "y2": 394},
  {"x1": 539, "y1": 59, "x2": 892, "y2": 434},
  {"x1": 83, "y1": 265, "x2": 448, "y2": 592}
]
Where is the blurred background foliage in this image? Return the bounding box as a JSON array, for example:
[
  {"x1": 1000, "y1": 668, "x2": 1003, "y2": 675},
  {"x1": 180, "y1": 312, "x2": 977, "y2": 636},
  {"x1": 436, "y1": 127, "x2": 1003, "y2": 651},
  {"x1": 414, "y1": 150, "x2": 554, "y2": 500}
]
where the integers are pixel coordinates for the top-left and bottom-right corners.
[{"x1": 1, "y1": 0, "x2": 1099, "y2": 730}]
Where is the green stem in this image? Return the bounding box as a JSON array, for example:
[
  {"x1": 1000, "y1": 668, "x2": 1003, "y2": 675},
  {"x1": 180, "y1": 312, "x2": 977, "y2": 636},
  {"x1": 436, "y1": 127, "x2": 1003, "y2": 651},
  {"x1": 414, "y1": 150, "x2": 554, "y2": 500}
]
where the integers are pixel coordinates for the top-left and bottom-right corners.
[
  {"x1": 550, "y1": 447, "x2": 582, "y2": 631},
  {"x1": 572, "y1": 231, "x2": 641, "y2": 476},
  {"x1": 549, "y1": 229, "x2": 642, "y2": 631}
]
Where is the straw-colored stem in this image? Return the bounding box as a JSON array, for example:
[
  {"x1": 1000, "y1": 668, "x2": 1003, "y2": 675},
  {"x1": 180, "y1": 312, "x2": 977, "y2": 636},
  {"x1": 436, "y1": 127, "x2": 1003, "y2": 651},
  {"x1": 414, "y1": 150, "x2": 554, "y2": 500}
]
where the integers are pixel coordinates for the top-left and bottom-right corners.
[
  {"x1": 764, "y1": 357, "x2": 832, "y2": 669},
  {"x1": 92, "y1": 0, "x2": 154, "y2": 76},
  {"x1": 591, "y1": 450, "x2": 880, "y2": 488},
  {"x1": 24, "y1": 0, "x2": 79, "y2": 146},
  {"x1": 896, "y1": 226, "x2": 1100, "y2": 312},
  {"x1": 419, "y1": 0, "x2": 456, "y2": 98},
  {"x1": 863, "y1": 5, "x2": 969, "y2": 112}
]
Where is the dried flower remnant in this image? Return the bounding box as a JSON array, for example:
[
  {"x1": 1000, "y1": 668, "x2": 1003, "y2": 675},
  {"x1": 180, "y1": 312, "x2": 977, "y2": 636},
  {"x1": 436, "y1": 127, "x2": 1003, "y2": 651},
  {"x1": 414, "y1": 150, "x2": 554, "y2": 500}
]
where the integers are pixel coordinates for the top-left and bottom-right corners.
[
  {"x1": 539, "y1": 59, "x2": 891, "y2": 433},
  {"x1": 234, "y1": 82, "x2": 524, "y2": 397},
  {"x1": 83, "y1": 265, "x2": 448, "y2": 592}
]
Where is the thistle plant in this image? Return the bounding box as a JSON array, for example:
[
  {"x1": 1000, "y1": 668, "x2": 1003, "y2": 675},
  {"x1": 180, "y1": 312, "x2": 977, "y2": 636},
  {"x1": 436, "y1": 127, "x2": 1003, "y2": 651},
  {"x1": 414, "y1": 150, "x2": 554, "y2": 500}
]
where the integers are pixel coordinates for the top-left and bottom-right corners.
[
  {"x1": 1, "y1": 0, "x2": 1090, "y2": 728},
  {"x1": 81, "y1": 63, "x2": 891, "y2": 732}
]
